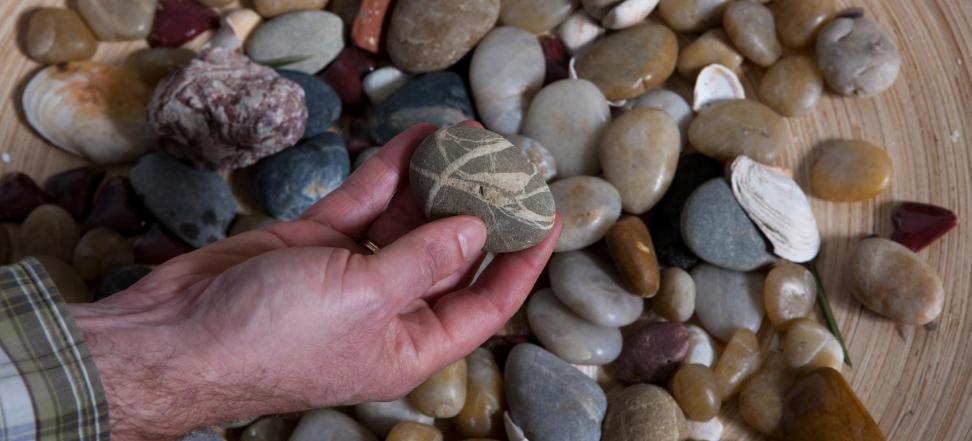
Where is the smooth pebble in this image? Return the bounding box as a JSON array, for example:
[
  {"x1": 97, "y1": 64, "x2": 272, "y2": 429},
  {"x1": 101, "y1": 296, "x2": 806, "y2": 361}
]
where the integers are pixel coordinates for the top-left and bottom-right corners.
[
  {"x1": 247, "y1": 10, "x2": 344, "y2": 74},
  {"x1": 522, "y1": 80, "x2": 610, "y2": 177},
  {"x1": 470, "y1": 27, "x2": 545, "y2": 135},
  {"x1": 692, "y1": 263, "x2": 765, "y2": 342},
  {"x1": 600, "y1": 108, "x2": 680, "y2": 213},
  {"x1": 549, "y1": 176, "x2": 621, "y2": 252},
  {"x1": 605, "y1": 216, "x2": 660, "y2": 297},
  {"x1": 387, "y1": 0, "x2": 500, "y2": 73},
  {"x1": 289, "y1": 409, "x2": 378, "y2": 441},
  {"x1": 574, "y1": 22, "x2": 678, "y2": 101},
  {"x1": 527, "y1": 288, "x2": 623, "y2": 365},
  {"x1": 549, "y1": 251, "x2": 645, "y2": 327}
]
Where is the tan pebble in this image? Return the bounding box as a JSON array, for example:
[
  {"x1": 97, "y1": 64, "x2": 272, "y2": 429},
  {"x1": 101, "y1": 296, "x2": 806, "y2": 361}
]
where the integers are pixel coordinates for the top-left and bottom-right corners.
[
  {"x1": 723, "y1": 0, "x2": 781, "y2": 67},
  {"x1": 688, "y1": 99, "x2": 788, "y2": 165},
  {"x1": 763, "y1": 262, "x2": 817, "y2": 330},
  {"x1": 26, "y1": 8, "x2": 98, "y2": 64},
  {"x1": 387, "y1": 0, "x2": 500, "y2": 74},
  {"x1": 783, "y1": 318, "x2": 843, "y2": 373},
  {"x1": 386, "y1": 422, "x2": 443, "y2": 441},
  {"x1": 20, "y1": 205, "x2": 79, "y2": 262},
  {"x1": 409, "y1": 359, "x2": 468, "y2": 418},
  {"x1": 455, "y1": 349, "x2": 505, "y2": 439},
  {"x1": 671, "y1": 363, "x2": 720, "y2": 421},
  {"x1": 848, "y1": 237, "x2": 944, "y2": 325},
  {"x1": 713, "y1": 328, "x2": 761, "y2": 399},
  {"x1": 255, "y1": 0, "x2": 328, "y2": 18},
  {"x1": 606, "y1": 217, "x2": 660, "y2": 297},
  {"x1": 676, "y1": 29, "x2": 743, "y2": 78},
  {"x1": 759, "y1": 56, "x2": 823, "y2": 117},
  {"x1": 654, "y1": 267, "x2": 695, "y2": 322},
  {"x1": 773, "y1": 0, "x2": 838, "y2": 48},
  {"x1": 34, "y1": 255, "x2": 91, "y2": 303},
  {"x1": 738, "y1": 352, "x2": 794, "y2": 436},
  {"x1": 658, "y1": 0, "x2": 729, "y2": 32},
  {"x1": 73, "y1": 227, "x2": 134, "y2": 280},
  {"x1": 811, "y1": 140, "x2": 893, "y2": 202},
  {"x1": 574, "y1": 22, "x2": 678, "y2": 101},
  {"x1": 602, "y1": 384, "x2": 686, "y2": 441},
  {"x1": 499, "y1": 0, "x2": 575, "y2": 35},
  {"x1": 599, "y1": 108, "x2": 681, "y2": 213}
]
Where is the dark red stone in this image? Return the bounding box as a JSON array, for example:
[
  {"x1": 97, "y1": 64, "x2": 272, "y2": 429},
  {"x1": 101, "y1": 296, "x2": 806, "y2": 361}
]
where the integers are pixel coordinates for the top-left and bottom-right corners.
[
  {"x1": 891, "y1": 202, "x2": 958, "y2": 252},
  {"x1": 44, "y1": 166, "x2": 106, "y2": 222},
  {"x1": 83, "y1": 177, "x2": 152, "y2": 236},
  {"x1": 482, "y1": 334, "x2": 536, "y2": 370},
  {"x1": 0, "y1": 172, "x2": 51, "y2": 222},
  {"x1": 148, "y1": 0, "x2": 219, "y2": 48},
  {"x1": 319, "y1": 47, "x2": 376, "y2": 114},
  {"x1": 134, "y1": 223, "x2": 196, "y2": 265},
  {"x1": 539, "y1": 35, "x2": 569, "y2": 85}
]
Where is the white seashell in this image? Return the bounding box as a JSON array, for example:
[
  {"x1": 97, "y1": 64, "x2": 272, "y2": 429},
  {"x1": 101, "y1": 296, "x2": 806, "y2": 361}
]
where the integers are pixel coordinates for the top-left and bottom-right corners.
[
  {"x1": 693, "y1": 64, "x2": 745, "y2": 111},
  {"x1": 23, "y1": 63, "x2": 154, "y2": 165},
  {"x1": 631, "y1": 89, "x2": 694, "y2": 147},
  {"x1": 730, "y1": 156, "x2": 821, "y2": 262},
  {"x1": 504, "y1": 412, "x2": 530, "y2": 441},
  {"x1": 602, "y1": 0, "x2": 660, "y2": 29},
  {"x1": 558, "y1": 11, "x2": 606, "y2": 54},
  {"x1": 685, "y1": 324, "x2": 718, "y2": 367},
  {"x1": 363, "y1": 66, "x2": 410, "y2": 105},
  {"x1": 686, "y1": 417, "x2": 724, "y2": 441}
]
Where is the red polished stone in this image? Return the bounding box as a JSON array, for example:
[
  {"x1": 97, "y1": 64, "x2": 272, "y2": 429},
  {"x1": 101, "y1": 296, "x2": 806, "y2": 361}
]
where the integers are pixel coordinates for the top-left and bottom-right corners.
[
  {"x1": 83, "y1": 177, "x2": 153, "y2": 236},
  {"x1": 134, "y1": 223, "x2": 196, "y2": 265},
  {"x1": 0, "y1": 172, "x2": 51, "y2": 222},
  {"x1": 352, "y1": 0, "x2": 392, "y2": 53},
  {"x1": 148, "y1": 0, "x2": 219, "y2": 48},
  {"x1": 891, "y1": 202, "x2": 958, "y2": 252},
  {"x1": 44, "y1": 166, "x2": 106, "y2": 222},
  {"x1": 539, "y1": 35, "x2": 569, "y2": 85},
  {"x1": 319, "y1": 47, "x2": 377, "y2": 113}
]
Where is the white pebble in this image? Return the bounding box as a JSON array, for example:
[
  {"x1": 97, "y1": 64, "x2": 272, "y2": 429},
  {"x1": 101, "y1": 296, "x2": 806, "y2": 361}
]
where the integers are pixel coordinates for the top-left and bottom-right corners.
[
  {"x1": 557, "y1": 11, "x2": 605, "y2": 54},
  {"x1": 684, "y1": 325, "x2": 718, "y2": 367},
  {"x1": 602, "y1": 0, "x2": 659, "y2": 30},
  {"x1": 686, "y1": 417, "x2": 724, "y2": 441},
  {"x1": 362, "y1": 67, "x2": 409, "y2": 105}
]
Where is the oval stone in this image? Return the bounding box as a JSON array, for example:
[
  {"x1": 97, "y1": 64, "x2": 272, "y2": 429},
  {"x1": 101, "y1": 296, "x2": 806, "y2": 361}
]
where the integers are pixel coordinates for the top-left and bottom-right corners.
[
  {"x1": 410, "y1": 126, "x2": 556, "y2": 253},
  {"x1": 386, "y1": 422, "x2": 442, "y2": 441},
  {"x1": 600, "y1": 108, "x2": 681, "y2": 213},
  {"x1": 811, "y1": 140, "x2": 893, "y2": 202},
  {"x1": 470, "y1": 27, "x2": 545, "y2": 135},
  {"x1": 522, "y1": 80, "x2": 610, "y2": 177},
  {"x1": 247, "y1": 11, "x2": 344, "y2": 74},
  {"x1": 505, "y1": 135, "x2": 557, "y2": 181},
  {"x1": 130, "y1": 153, "x2": 238, "y2": 248},
  {"x1": 505, "y1": 344, "x2": 607, "y2": 441},
  {"x1": 816, "y1": 16, "x2": 901, "y2": 97},
  {"x1": 19, "y1": 205, "x2": 79, "y2": 262},
  {"x1": 658, "y1": 0, "x2": 729, "y2": 32},
  {"x1": 499, "y1": 0, "x2": 575, "y2": 34},
  {"x1": 78, "y1": 0, "x2": 157, "y2": 41},
  {"x1": 692, "y1": 263, "x2": 765, "y2": 342},
  {"x1": 354, "y1": 399, "x2": 434, "y2": 438},
  {"x1": 367, "y1": 72, "x2": 475, "y2": 144},
  {"x1": 758, "y1": 55, "x2": 823, "y2": 117},
  {"x1": 681, "y1": 178, "x2": 776, "y2": 271},
  {"x1": 649, "y1": 154, "x2": 723, "y2": 269},
  {"x1": 605, "y1": 216, "x2": 660, "y2": 297},
  {"x1": 277, "y1": 70, "x2": 341, "y2": 138},
  {"x1": 738, "y1": 352, "x2": 794, "y2": 436},
  {"x1": 575, "y1": 22, "x2": 678, "y2": 101},
  {"x1": 687, "y1": 99, "x2": 788, "y2": 165},
  {"x1": 602, "y1": 384, "x2": 687, "y2": 441},
  {"x1": 549, "y1": 176, "x2": 622, "y2": 252},
  {"x1": 848, "y1": 238, "x2": 944, "y2": 325},
  {"x1": 409, "y1": 359, "x2": 468, "y2": 418},
  {"x1": 290, "y1": 409, "x2": 378, "y2": 441},
  {"x1": 35, "y1": 255, "x2": 90, "y2": 303},
  {"x1": 527, "y1": 288, "x2": 623, "y2": 365},
  {"x1": 654, "y1": 267, "x2": 696, "y2": 322},
  {"x1": 26, "y1": 8, "x2": 98, "y2": 64},
  {"x1": 723, "y1": 0, "x2": 781, "y2": 67},
  {"x1": 615, "y1": 321, "x2": 689, "y2": 384},
  {"x1": 254, "y1": 133, "x2": 350, "y2": 221},
  {"x1": 631, "y1": 89, "x2": 694, "y2": 148},
  {"x1": 549, "y1": 251, "x2": 645, "y2": 327},
  {"x1": 387, "y1": 0, "x2": 500, "y2": 73}
]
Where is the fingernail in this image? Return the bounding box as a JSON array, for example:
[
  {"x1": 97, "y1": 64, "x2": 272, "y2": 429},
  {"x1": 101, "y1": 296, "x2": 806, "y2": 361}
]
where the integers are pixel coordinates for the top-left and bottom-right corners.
[{"x1": 458, "y1": 218, "x2": 486, "y2": 259}]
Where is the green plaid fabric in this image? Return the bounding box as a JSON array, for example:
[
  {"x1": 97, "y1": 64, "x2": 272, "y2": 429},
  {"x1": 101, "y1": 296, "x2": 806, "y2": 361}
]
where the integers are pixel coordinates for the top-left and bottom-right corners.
[{"x1": 0, "y1": 258, "x2": 109, "y2": 441}]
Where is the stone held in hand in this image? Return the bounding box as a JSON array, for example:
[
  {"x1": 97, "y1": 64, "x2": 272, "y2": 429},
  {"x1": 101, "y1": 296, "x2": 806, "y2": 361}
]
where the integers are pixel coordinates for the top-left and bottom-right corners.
[
  {"x1": 848, "y1": 237, "x2": 944, "y2": 325},
  {"x1": 367, "y1": 72, "x2": 474, "y2": 144},
  {"x1": 574, "y1": 22, "x2": 679, "y2": 101},
  {"x1": 83, "y1": 177, "x2": 152, "y2": 236},
  {"x1": 289, "y1": 408, "x2": 378, "y2": 441},
  {"x1": 78, "y1": 0, "x2": 158, "y2": 41},
  {"x1": 549, "y1": 176, "x2": 622, "y2": 252},
  {"x1": 549, "y1": 251, "x2": 645, "y2": 327},
  {"x1": 614, "y1": 321, "x2": 689, "y2": 384},
  {"x1": 0, "y1": 173, "x2": 51, "y2": 223},
  {"x1": 247, "y1": 10, "x2": 344, "y2": 74},
  {"x1": 891, "y1": 202, "x2": 958, "y2": 252},
  {"x1": 386, "y1": 0, "x2": 500, "y2": 73},
  {"x1": 526, "y1": 288, "x2": 623, "y2": 365},
  {"x1": 26, "y1": 8, "x2": 98, "y2": 64},
  {"x1": 409, "y1": 125, "x2": 556, "y2": 253},
  {"x1": 44, "y1": 167, "x2": 106, "y2": 223},
  {"x1": 470, "y1": 26, "x2": 546, "y2": 135},
  {"x1": 19, "y1": 205, "x2": 80, "y2": 262},
  {"x1": 782, "y1": 368, "x2": 886, "y2": 441},
  {"x1": 606, "y1": 216, "x2": 661, "y2": 298},
  {"x1": 277, "y1": 70, "x2": 341, "y2": 139},
  {"x1": 148, "y1": 0, "x2": 219, "y2": 47}
]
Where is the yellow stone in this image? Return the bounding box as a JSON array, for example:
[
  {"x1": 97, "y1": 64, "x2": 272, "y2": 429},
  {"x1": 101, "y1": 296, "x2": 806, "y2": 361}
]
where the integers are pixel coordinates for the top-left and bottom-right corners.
[
  {"x1": 676, "y1": 29, "x2": 743, "y2": 78},
  {"x1": 455, "y1": 349, "x2": 504, "y2": 438},
  {"x1": 811, "y1": 140, "x2": 893, "y2": 202},
  {"x1": 671, "y1": 363, "x2": 720, "y2": 421},
  {"x1": 713, "y1": 328, "x2": 761, "y2": 399},
  {"x1": 763, "y1": 262, "x2": 817, "y2": 330},
  {"x1": 606, "y1": 216, "x2": 661, "y2": 297},
  {"x1": 759, "y1": 56, "x2": 823, "y2": 117},
  {"x1": 19, "y1": 205, "x2": 79, "y2": 262},
  {"x1": 26, "y1": 8, "x2": 98, "y2": 64},
  {"x1": 658, "y1": 0, "x2": 729, "y2": 33},
  {"x1": 688, "y1": 99, "x2": 789, "y2": 165},
  {"x1": 408, "y1": 359, "x2": 467, "y2": 418},
  {"x1": 738, "y1": 352, "x2": 794, "y2": 437},
  {"x1": 782, "y1": 368, "x2": 886, "y2": 441},
  {"x1": 783, "y1": 319, "x2": 843, "y2": 373}
]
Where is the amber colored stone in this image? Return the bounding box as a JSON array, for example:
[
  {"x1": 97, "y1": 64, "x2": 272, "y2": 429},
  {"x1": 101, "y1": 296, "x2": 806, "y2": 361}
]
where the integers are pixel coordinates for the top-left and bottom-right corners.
[
  {"x1": 35, "y1": 255, "x2": 91, "y2": 303},
  {"x1": 713, "y1": 328, "x2": 761, "y2": 399},
  {"x1": 386, "y1": 422, "x2": 443, "y2": 441},
  {"x1": 148, "y1": 0, "x2": 219, "y2": 47},
  {"x1": 606, "y1": 216, "x2": 660, "y2": 297},
  {"x1": 783, "y1": 318, "x2": 843, "y2": 373},
  {"x1": 688, "y1": 99, "x2": 788, "y2": 165},
  {"x1": 455, "y1": 348, "x2": 504, "y2": 438},
  {"x1": 133, "y1": 224, "x2": 195, "y2": 265},
  {"x1": 891, "y1": 202, "x2": 958, "y2": 252},
  {"x1": 773, "y1": 0, "x2": 838, "y2": 48},
  {"x1": 83, "y1": 177, "x2": 152, "y2": 235},
  {"x1": 739, "y1": 352, "x2": 794, "y2": 437},
  {"x1": 763, "y1": 262, "x2": 817, "y2": 330},
  {"x1": 409, "y1": 359, "x2": 468, "y2": 418},
  {"x1": 759, "y1": 56, "x2": 823, "y2": 117},
  {"x1": 811, "y1": 140, "x2": 893, "y2": 202},
  {"x1": 352, "y1": 0, "x2": 391, "y2": 53},
  {"x1": 44, "y1": 167, "x2": 106, "y2": 222},
  {"x1": 19, "y1": 205, "x2": 80, "y2": 262},
  {"x1": 676, "y1": 29, "x2": 743, "y2": 78},
  {"x1": 26, "y1": 8, "x2": 98, "y2": 64},
  {"x1": 670, "y1": 363, "x2": 720, "y2": 421},
  {"x1": 658, "y1": 0, "x2": 729, "y2": 33},
  {"x1": 848, "y1": 237, "x2": 944, "y2": 325},
  {"x1": 319, "y1": 47, "x2": 377, "y2": 113},
  {"x1": 73, "y1": 227, "x2": 134, "y2": 280},
  {"x1": 125, "y1": 47, "x2": 196, "y2": 85},
  {"x1": 782, "y1": 368, "x2": 886, "y2": 441},
  {"x1": 539, "y1": 35, "x2": 569, "y2": 85},
  {"x1": 0, "y1": 173, "x2": 51, "y2": 223},
  {"x1": 575, "y1": 22, "x2": 678, "y2": 101}
]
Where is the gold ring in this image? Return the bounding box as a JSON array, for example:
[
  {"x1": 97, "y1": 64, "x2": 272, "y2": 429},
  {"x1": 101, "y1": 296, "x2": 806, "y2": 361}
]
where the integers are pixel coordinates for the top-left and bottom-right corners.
[{"x1": 361, "y1": 239, "x2": 381, "y2": 254}]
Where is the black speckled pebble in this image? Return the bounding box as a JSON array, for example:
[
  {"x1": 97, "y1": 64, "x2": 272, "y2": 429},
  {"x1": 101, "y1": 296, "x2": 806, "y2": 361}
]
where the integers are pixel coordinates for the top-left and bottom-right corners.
[
  {"x1": 367, "y1": 72, "x2": 474, "y2": 144},
  {"x1": 254, "y1": 132, "x2": 350, "y2": 221},
  {"x1": 278, "y1": 69, "x2": 341, "y2": 139}
]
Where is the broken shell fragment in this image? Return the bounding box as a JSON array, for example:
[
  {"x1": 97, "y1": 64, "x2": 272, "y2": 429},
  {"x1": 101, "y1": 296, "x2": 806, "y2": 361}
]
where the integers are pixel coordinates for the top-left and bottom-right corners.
[
  {"x1": 693, "y1": 64, "x2": 745, "y2": 112},
  {"x1": 602, "y1": 0, "x2": 660, "y2": 30},
  {"x1": 731, "y1": 156, "x2": 820, "y2": 263},
  {"x1": 557, "y1": 11, "x2": 606, "y2": 54}
]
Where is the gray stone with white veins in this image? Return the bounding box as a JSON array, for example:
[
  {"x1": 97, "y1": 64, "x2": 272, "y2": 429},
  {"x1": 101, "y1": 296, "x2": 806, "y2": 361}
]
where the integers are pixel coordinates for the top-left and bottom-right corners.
[{"x1": 409, "y1": 125, "x2": 556, "y2": 253}]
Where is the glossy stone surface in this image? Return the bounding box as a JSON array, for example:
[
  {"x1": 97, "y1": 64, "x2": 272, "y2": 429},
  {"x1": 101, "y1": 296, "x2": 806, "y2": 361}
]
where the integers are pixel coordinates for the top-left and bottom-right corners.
[
  {"x1": 654, "y1": 267, "x2": 695, "y2": 322},
  {"x1": 631, "y1": 89, "x2": 693, "y2": 147},
  {"x1": 505, "y1": 344, "x2": 607, "y2": 441},
  {"x1": 848, "y1": 237, "x2": 944, "y2": 325},
  {"x1": 713, "y1": 329, "x2": 761, "y2": 399},
  {"x1": 290, "y1": 409, "x2": 378, "y2": 441},
  {"x1": 83, "y1": 177, "x2": 152, "y2": 236},
  {"x1": 44, "y1": 168, "x2": 105, "y2": 223},
  {"x1": 277, "y1": 70, "x2": 341, "y2": 138},
  {"x1": 782, "y1": 368, "x2": 886, "y2": 441},
  {"x1": 527, "y1": 289, "x2": 623, "y2": 365},
  {"x1": 19, "y1": 205, "x2": 79, "y2": 261},
  {"x1": 254, "y1": 132, "x2": 350, "y2": 221},
  {"x1": 362, "y1": 66, "x2": 408, "y2": 105},
  {"x1": 764, "y1": 262, "x2": 817, "y2": 330},
  {"x1": 677, "y1": 29, "x2": 743, "y2": 78},
  {"x1": 26, "y1": 8, "x2": 98, "y2": 64},
  {"x1": 773, "y1": 0, "x2": 837, "y2": 48},
  {"x1": 409, "y1": 359, "x2": 468, "y2": 418},
  {"x1": 247, "y1": 10, "x2": 344, "y2": 73},
  {"x1": 410, "y1": 126, "x2": 555, "y2": 253},
  {"x1": 600, "y1": 108, "x2": 680, "y2": 213},
  {"x1": 605, "y1": 216, "x2": 660, "y2": 298},
  {"x1": 685, "y1": 325, "x2": 717, "y2": 367},
  {"x1": 78, "y1": 0, "x2": 157, "y2": 41},
  {"x1": 549, "y1": 251, "x2": 645, "y2": 326},
  {"x1": 133, "y1": 224, "x2": 195, "y2": 264},
  {"x1": 692, "y1": 263, "x2": 765, "y2": 342},
  {"x1": 615, "y1": 321, "x2": 688, "y2": 384},
  {"x1": 367, "y1": 72, "x2": 474, "y2": 144},
  {"x1": 817, "y1": 16, "x2": 901, "y2": 97},
  {"x1": 130, "y1": 153, "x2": 237, "y2": 248},
  {"x1": 759, "y1": 55, "x2": 823, "y2": 117},
  {"x1": 354, "y1": 399, "x2": 434, "y2": 438},
  {"x1": 602, "y1": 384, "x2": 687, "y2": 441},
  {"x1": 255, "y1": 0, "x2": 327, "y2": 18},
  {"x1": 470, "y1": 27, "x2": 545, "y2": 135},
  {"x1": 671, "y1": 364, "x2": 720, "y2": 421},
  {"x1": 682, "y1": 179, "x2": 776, "y2": 272},
  {"x1": 125, "y1": 48, "x2": 196, "y2": 85},
  {"x1": 723, "y1": 0, "x2": 780, "y2": 67},
  {"x1": 456, "y1": 348, "x2": 505, "y2": 439},
  {"x1": 386, "y1": 422, "x2": 442, "y2": 441},
  {"x1": 35, "y1": 255, "x2": 90, "y2": 303},
  {"x1": 783, "y1": 318, "x2": 844, "y2": 373},
  {"x1": 94, "y1": 265, "x2": 151, "y2": 300},
  {"x1": 739, "y1": 352, "x2": 794, "y2": 437},
  {"x1": 73, "y1": 227, "x2": 134, "y2": 280},
  {"x1": 811, "y1": 140, "x2": 893, "y2": 202},
  {"x1": 387, "y1": 0, "x2": 500, "y2": 73},
  {"x1": 523, "y1": 80, "x2": 610, "y2": 177},
  {"x1": 891, "y1": 202, "x2": 958, "y2": 252},
  {"x1": 0, "y1": 173, "x2": 51, "y2": 223},
  {"x1": 505, "y1": 135, "x2": 557, "y2": 181},
  {"x1": 574, "y1": 22, "x2": 678, "y2": 101},
  {"x1": 499, "y1": 0, "x2": 575, "y2": 34},
  {"x1": 148, "y1": 0, "x2": 218, "y2": 47},
  {"x1": 648, "y1": 154, "x2": 723, "y2": 269},
  {"x1": 658, "y1": 0, "x2": 728, "y2": 32},
  {"x1": 549, "y1": 176, "x2": 622, "y2": 252},
  {"x1": 688, "y1": 99, "x2": 788, "y2": 165},
  {"x1": 320, "y1": 48, "x2": 377, "y2": 113}
]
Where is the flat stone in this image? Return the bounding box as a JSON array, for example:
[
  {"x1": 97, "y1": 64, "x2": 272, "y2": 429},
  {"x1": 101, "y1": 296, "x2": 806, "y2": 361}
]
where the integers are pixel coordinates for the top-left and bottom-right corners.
[
  {"x1": 94, "y1": 265, "x2": 151, "y2": 300},
  {"x1": 26, "y1": 8, "x2": 98, "y2": 64},
  {"x1": 83, "y1": 177, "x2": 152, "y2": 236},
  {"x1": 614, "y1": 322, "x2": 689, "y2": 384},
  {"x1": 499, "y1": 0, "x2": 575, "y2": 34},
  {"x1": 35, "y1": 255, "x2": 90, "y2": 303},
  {"x1": 527, "y1": 288, "x2": 623, "y2": 365},
  {"x1": 505, "y1": 343, "x2": 607, "y2": 441},
  {"x1": 277, "y1": 70, "x2": 341, "y2": 138},
  {"x1": 550, "y1": 176, "x2": 622, "y2": 252},
  {"x1": 0, "y1": 173, "x2": 52, "y2": 223},
  {"x1": 78, "y1": 0, "x2": 157, "y2": 41},
  {"x1": 410, "y1": 126, "x2": 555, "y2": 253},
  {"x1": 505, "y1": 135, "x2": 557, "y2": 181},
  {"x1": 19, "y1": 205, "x2": 80, "y2": 261},
  {"x1": 133, "y1": 224, "x2": 195, "y2": 264},
  {"x1": 523, "y1": 80, "x2": 611, "y2": 177},
  {"x1": 574, "y1": 22, "x2": 678, "y2": 101},
  {"x1": 687, "y1": 99, "x2": 788, "y2": 165},
  {"x1": 811, "y1": 140, "x2": 893, "y2": 202},
  {"x1": 247, "y1": 10, "x2": 344, "y2": 74},
  {"x1": 73, "y1": 227, "x2": 134, "y2": 280},
  {"x1": 550, "y1": 250, "x2": 644, "y2": 326},
  {"x1": 600, "y1": 108, "x2": 681, "y2": 214},
  {"x1": 602, "y1": 384, "x2": 686, "y2": 441},
  {"x1": 255, "y1": 132, "x2": 350, "y2": 221},
  {"x1": 363, "y1": 66, "x2": 409, "y2": 105},
  {"x1": 352, "y1": 0, "x2": 392, "y2": 53},
  {"x1": 387, "y1": 0, "x2": 500, "y2": 73},
  {"x1": 320, "y1": 48, "x2": 377, "y2": 113},
  {"x1": 44, "y1": 166, "x2": 106, "y2": 222},
  {"x1": 649, "y1": 154, "x2": 722, "y2": 269},
  {"x1": 849, "y1": 237, "x2": 944, "y2": 325},
  {"x1": 148, "y1": 0, "x2": 218, "y2": 47},
  {"x1": 409, "y1": 359, "x2": 468, "y2": 418},
  {"x1": 691, "y1": 263, "x2": 765, "y2": 342},
  {"x1": 606, "y1": 216, "x2": 660, "y2": 297},
  {"x1": 290, "y1": 409, "x2": 378, "y2": 441},
  {"x1": 354, "y1": 399, "x2": 435, "y2": 438},
  {"x1": 130, "y1": 153, "x2": 238, "y2": 248},
  {"x1": 891, "y1": 202, "x2": 958, "y2": 252},
  {"x1": 470, "y1": 27, "x2": 545, "y2": 135},
  {"x1": 255, "y1": 0, "x2": 327, "y2": 18},
  {"x1": 681, "y1": 178, "x2": 776, "y2": 271},
  {"x1": 367, "y1": 72, "x2": 474, "y2": 144}
]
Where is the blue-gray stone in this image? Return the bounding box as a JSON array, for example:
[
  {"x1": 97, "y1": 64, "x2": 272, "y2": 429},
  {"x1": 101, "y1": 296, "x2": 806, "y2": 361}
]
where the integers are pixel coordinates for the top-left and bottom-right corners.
[
  {"x1": 367, "y1": 72, "x2": 474, "y2": 144},
  {"x1": 681, "y1": 178, "x2": 776, "y2": 271},
  {"x1": 505, "y1": 344, "x2": 607, "y2": 441},
  {"x1": 130, "y1": 153, "x2": 238, "y2": 248},
  {"x1": 650, "y1": 153, "x2": 724, "y2": 269},
  {"x1": 254, "y1": 133, "x2": 350, "y2": 221},
  {"x1": 94, "y1": 265, "x2": 151, "y2": 300},
  {"x1": 278, "y1": 70, "x2": 341, "y2": 139}
]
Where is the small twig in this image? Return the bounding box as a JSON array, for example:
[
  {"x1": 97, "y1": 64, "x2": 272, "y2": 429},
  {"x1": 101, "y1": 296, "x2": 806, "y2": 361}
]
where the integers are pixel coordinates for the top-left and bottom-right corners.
[{"x1": 808, "y1": 260, "x2": 853, "y2": 366}]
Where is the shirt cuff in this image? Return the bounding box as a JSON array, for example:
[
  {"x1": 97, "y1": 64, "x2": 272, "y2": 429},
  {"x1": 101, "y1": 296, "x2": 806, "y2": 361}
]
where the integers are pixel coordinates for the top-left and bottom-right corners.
[{"x1": 0, "y1": 258, "x2": 110, "y2": 441}]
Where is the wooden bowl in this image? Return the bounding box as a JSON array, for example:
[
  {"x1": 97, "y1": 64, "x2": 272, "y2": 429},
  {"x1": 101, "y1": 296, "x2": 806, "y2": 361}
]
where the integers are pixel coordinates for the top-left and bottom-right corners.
[{"x1": 1, "y1": 1, "x2": 969, "y2": 439}]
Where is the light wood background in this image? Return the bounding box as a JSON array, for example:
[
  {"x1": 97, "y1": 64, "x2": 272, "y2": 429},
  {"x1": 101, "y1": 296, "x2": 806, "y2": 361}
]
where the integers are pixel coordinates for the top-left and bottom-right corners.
[{"x1": 1, "y1": 1, "x2": 970, "y2": 440}]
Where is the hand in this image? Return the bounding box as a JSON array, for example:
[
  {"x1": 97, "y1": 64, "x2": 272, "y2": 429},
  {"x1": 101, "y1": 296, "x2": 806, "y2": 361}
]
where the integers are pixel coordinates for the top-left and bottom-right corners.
[{"x1": 68, "y1": 123, "x2": 562, "y2": 440}]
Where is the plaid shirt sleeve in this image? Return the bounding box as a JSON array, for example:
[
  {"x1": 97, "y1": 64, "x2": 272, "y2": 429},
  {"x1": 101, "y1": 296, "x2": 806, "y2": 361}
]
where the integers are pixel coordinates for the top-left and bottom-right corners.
[{"x1": 0, "y1": 258, "x2": 110, "y2": 441}]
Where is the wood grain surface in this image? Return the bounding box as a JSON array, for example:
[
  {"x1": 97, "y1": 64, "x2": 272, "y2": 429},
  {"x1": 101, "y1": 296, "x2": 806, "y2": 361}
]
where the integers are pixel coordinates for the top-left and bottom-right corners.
[{"x1": 1, "y1": 1, "x2": 970, "y2": 440}]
